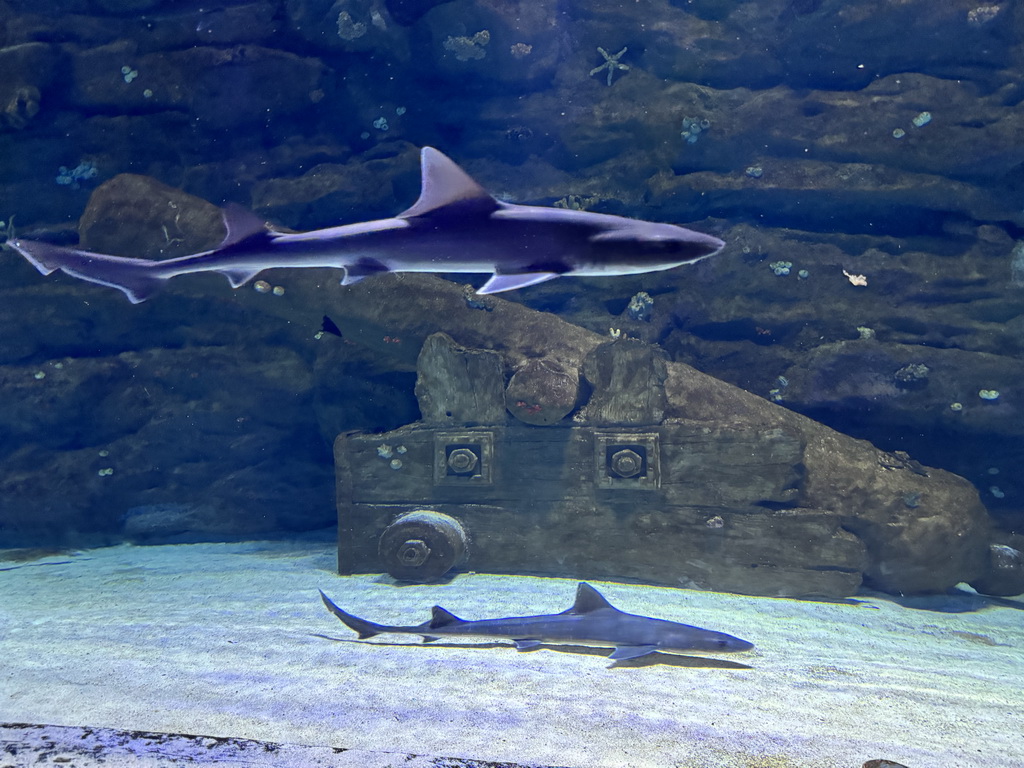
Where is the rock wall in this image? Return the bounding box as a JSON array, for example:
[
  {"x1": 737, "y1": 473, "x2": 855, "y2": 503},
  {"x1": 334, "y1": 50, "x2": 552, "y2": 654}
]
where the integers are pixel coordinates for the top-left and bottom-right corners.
[{"x1": 0, "y1": 0, "x2": 1021, "y2": 589}]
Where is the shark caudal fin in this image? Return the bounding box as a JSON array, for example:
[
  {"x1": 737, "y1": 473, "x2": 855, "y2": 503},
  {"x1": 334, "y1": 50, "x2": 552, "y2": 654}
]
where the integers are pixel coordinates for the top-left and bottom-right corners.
[
  {"x1": 8, "y1": 238, "x2": 168, "y2": 304},
  {"x1": 319, "y1": 589, "x2": 384, "y2": 640},
  {"x1": 7, "y1": 205, "x2": 272, "y2": 304}
]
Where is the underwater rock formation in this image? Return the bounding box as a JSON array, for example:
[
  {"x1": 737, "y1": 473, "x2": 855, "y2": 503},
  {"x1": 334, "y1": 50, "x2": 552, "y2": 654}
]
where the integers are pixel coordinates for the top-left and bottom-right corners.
[{"x1": 328, "y1": 273, "x2": 991, "y2": 597}]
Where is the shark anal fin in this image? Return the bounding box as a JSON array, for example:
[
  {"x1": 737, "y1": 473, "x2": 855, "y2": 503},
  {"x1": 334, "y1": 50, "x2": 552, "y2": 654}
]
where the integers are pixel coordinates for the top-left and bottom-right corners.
[
  {"x1": 342, "y1": 258, "x2": 390, "y2": 285},
  {"x1": 478, "y1": 272, "x2": 560, "y2": 294},
  {"x1": 607, "y1": 645, "x2": 658, "y2": 661},
  {"x1": 219, "y1": 268, "x2": 262, "y2": 288},
  {"x1": 513, "y1": 639, "x2": 544, "y2": 652}
]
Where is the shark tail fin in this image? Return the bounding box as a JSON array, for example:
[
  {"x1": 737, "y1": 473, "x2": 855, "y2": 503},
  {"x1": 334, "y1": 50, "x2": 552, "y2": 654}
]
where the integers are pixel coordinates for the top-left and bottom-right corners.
[
  {"x1": 8, "y1": 238, "x2": 167, "y2": 304},
  {"x1": 318, "y1": 589, "x2": 382, "y2": 640}
]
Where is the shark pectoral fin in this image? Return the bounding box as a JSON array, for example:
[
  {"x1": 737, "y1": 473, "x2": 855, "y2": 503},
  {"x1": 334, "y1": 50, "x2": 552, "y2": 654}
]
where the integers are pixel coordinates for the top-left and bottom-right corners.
[
  {"x1": 477, "y1": 272, "x2": 560, "y2": 294},
  {"x1": 512, "y1": 639, "x2": 544, "y2": 652},
  {"x1": 607, "y1": 645, "x2": 659, "y2": 661}
]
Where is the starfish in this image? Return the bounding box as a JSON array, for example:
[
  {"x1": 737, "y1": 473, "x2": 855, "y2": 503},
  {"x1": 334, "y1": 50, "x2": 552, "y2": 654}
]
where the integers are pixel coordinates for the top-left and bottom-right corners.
[{"x1": 589, "y1": 46, "x2": 629, "y2": 86}]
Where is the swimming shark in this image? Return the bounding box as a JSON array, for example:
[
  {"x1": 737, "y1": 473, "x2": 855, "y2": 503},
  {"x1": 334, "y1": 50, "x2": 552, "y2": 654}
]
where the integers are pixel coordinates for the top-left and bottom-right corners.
[
  {"x1": 7, "y1": 148, "x2": 724, "y2": 304},
  {"x1": 319, "y1": 582, "x2": 753, "y2": 662}
]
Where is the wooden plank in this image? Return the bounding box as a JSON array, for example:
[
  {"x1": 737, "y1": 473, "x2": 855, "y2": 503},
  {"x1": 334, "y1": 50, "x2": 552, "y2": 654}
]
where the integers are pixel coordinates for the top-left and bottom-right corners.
[{"x1": 336, "y1": 423, "x2": 865, "y2": 595}]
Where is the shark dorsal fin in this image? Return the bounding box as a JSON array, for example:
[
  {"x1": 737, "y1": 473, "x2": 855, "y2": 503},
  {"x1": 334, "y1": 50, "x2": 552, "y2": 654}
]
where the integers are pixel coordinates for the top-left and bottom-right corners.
[
  {"x1": 398, "y1": 147, "x2": 499, "y2": 220},
  {"x1": 220, "y1": 203, "x2": 269, "y2": 248},
  {"x1": 429, "y1": 605, "x2": 465, "y2": 629},
  {"x1": 567, "y1": 582, "x2": 616, "y2": 614}
]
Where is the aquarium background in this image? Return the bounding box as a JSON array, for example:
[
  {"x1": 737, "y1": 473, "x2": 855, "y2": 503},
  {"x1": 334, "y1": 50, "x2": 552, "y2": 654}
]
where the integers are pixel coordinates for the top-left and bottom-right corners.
[
  {"x1": 1, "y1": 0, "x2": 1022, "y2": 552},
  {"x1": 2, "y1": 2, "x2": 1024, "y2": 767}
]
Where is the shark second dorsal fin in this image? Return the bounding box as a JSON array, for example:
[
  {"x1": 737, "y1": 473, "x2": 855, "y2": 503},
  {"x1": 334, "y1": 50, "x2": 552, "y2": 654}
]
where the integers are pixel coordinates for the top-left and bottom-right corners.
[
  {"x1": 429, "y1": 605, "x2": 465, "y2": 629},
  {"x1": 214, "y1": 205, "x2": 272, "y2": 289},
  {"x1": 220, "y1": 203, "x2": 269, "y2": 248},
  {"x1": 398, "y1": 147, "x2": 499, "y2": 220},
  {"x1": 567, "y1": 582, "x2": 616, "y2": 614}
]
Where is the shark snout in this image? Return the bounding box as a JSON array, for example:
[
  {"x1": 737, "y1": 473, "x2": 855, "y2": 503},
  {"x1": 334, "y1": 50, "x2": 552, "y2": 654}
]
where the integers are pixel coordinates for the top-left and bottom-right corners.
[
  {"x1": 721, "y1": 636, "x2": 754, "y2": 652},
  {"x1": 667, "y1": 628, "x2": 753, "y2": 654},
  {"x1": 646, "y1": 225, "x2": 726, "y2": 264},
  {"x1": 693, "y1": 231, "x2": 726, "y2": 258}
]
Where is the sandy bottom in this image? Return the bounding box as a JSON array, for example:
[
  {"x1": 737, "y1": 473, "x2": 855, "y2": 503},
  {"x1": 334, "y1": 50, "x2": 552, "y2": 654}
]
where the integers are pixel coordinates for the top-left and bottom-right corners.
[{"x1": 1, "y1": 538, "x2": 1021, "y2": 768}]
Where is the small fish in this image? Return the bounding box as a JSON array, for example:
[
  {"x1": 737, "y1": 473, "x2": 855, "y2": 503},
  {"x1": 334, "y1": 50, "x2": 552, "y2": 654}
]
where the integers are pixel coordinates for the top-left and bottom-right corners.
[
  {"x1": 8, "y1": 148, "x2": 724, "y2": 304},
  {"x1": 319, "y1": 315, "x2": 343, "y2": 337},
  {"x1": 319, "y1": 582, "x2": 752, "y2": 662}
]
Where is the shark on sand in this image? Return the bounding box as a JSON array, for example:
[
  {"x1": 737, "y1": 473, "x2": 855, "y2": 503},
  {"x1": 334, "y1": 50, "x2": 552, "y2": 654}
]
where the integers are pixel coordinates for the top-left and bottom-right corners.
[
  {"x1": 319, "y1": 582, "x2": 753, "y2": 663},
  {"x1": 8, "y1": 148, "x2": 724, "y2": 303}
]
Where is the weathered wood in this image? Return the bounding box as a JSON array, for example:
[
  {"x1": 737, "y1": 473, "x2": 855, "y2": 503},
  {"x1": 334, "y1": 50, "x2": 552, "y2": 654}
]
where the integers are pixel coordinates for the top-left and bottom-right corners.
[
  {"x1": 415, "y1": 332, "x2": 505, "y2": 425},
  {"x1": 335, "y1": 423, "x2": 863, "y2": 596},
  {"x1": 325, "y1": 274, "x2": 991, "y2": 595},
  {"x1": 505, "y1": 358, "x2": 580, "y2": 425},
  {"x1": 582, "y1": 338, "x2": 668, "y2": 425}
]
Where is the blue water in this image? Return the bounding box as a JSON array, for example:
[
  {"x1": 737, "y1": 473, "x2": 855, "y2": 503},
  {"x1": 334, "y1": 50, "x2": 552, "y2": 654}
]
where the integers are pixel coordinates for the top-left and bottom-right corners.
[{"x1": 0, "y1": 2, "x2": 1022, "y2": 764}]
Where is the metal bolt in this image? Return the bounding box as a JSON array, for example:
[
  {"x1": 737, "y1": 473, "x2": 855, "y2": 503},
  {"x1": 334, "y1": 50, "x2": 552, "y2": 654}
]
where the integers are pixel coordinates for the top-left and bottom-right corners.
[
  {"x1": 447, "y1": 447, "x2": 479, "y2": 474},
  {"x1": 397, "y1": 539, "x2": 430, "y2": 566},
  {"x1": 610, "y1": 448, "x2": 643, "y2": 478}
]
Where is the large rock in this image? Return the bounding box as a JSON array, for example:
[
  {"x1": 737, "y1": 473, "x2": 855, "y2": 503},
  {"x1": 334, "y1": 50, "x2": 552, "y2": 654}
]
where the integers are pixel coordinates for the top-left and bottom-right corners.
[
  {"x1": 323, "y1": 273, "x2": 992, "y2": 596},
  {"x1": 79, "y1": 173, "x2": 224, "y2": 257}
]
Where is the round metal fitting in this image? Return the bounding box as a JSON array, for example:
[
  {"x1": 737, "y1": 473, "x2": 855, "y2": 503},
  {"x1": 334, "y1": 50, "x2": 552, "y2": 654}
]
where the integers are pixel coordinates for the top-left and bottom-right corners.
[
  {"x1": 378, "y1": 510, "x2": 469, "y2": 582},
  {"x1": 447, "y1": 447, "x2": 479, "y2": 474},
  {"x1": 397, "y1": 539, "x2": 430, "y2": 567},
  {"x1": 609, "y1": 448, "x2": 643, "y2": 478}
]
